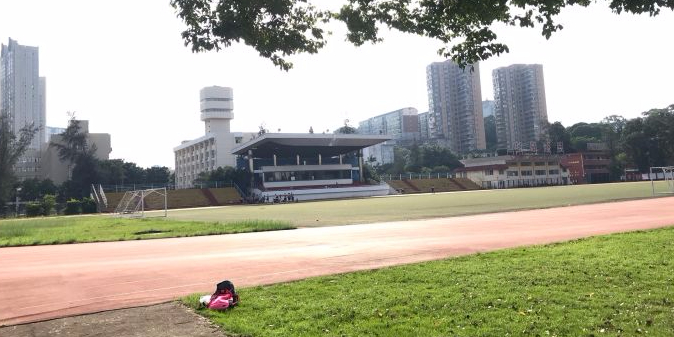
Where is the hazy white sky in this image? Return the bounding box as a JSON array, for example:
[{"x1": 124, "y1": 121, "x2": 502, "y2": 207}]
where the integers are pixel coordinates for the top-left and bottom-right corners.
[{"x1": 1, "y1": 1, "x2": 672, "y2": 168}]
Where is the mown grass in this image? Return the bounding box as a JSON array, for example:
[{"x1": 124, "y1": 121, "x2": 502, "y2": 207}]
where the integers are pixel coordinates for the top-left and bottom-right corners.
[
  {"x1": 184, "y1": 226, "x2": 674, "y2": 336},
  {"x1": 169, "y1": 181, "x2": 668, "y2": 227},
  {"x1": 0, "y1": 217, "x2": 294, "y2": 247}
]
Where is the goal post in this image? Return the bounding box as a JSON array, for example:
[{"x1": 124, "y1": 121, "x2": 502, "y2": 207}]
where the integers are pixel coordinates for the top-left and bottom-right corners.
[
  {"x1": 650, "y1": 166, "x2": 674, "y2": 196},
  {"x1": 113, "y1": 187, "x2": 168, "y2": 218}
]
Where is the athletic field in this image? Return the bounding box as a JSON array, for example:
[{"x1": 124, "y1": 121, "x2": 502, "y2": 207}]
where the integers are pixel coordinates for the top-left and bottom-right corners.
[
  {"x1": 165, "y1": 181, "x2": 667, "y2": 227},
  {"x1": 1, "y1": 181, "x2": 667, "y2": 247}
]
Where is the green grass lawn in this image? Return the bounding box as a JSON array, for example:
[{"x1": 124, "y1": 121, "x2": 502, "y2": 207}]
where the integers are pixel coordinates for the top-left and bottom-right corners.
[
  {"x1": 0, "y1": 217, "x2": 294, "y2": 247},
  {"x1": 184, "y1": 226, "x2": 674, "y2": 336},
  {"x1": 168, "y1": 181, "x2": 668, "y2": 227}
]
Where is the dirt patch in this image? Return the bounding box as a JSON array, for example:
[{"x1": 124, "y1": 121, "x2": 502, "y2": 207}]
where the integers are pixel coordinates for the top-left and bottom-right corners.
[
  {"x1": 0, "y1": 302, "x2": 226, "y2": 337},
  {"x1": 133, "y1": 229, "x2": 169, "y2": 235}
]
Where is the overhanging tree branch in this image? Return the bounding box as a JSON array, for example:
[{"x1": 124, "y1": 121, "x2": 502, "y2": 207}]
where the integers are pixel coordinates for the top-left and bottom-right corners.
[{"x1": 171, "y1": 0, "x2": 673, "y2": 70}]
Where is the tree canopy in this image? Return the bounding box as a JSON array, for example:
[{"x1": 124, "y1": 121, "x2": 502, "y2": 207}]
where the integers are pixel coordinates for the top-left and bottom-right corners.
[
  {"x1": 170, "y1": 0, "x2": 673, "y2": 70},
  {"x1": 49, "y1": 118, "x2": 100, "y2": 198},
  {"x1": 335, "y1": 120, "x2": 357, "y2": 134},
  {"x1": 0, "y1": 114, "x2": 39, "y2": 213}
]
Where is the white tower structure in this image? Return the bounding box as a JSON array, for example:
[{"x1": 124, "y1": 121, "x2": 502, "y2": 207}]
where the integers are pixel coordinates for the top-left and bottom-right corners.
[
  {"x1": 174, "y1": 86, "x2": 256, "y2": 189},
  {"x1": 201, "y1": 86, "x2": 233, "y2": 135}
]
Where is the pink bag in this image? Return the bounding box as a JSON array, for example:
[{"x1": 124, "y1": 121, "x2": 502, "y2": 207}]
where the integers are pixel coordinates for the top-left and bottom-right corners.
[
  {"x1": 207, "y1": 292, "x2": 234, "y2": 310},
  {"x1": 206, "y1": 280, "x2": 239, "y2": 310}
]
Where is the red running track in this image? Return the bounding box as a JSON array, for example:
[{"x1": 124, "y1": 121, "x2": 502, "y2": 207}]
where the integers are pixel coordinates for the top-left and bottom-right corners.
[{"x1": 1, "y1": 197, "x2": 673, "y2": 326}]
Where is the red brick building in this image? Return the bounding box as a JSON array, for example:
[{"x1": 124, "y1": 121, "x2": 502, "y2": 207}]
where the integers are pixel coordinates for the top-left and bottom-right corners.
[{"x1": 560, "y1": 144, "x2": 611, "y2": 184}]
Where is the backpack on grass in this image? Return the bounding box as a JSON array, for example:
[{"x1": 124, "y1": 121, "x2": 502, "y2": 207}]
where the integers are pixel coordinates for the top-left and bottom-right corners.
[{"x1": 204, "y1": 280, "x2": 239, "y2": 310}]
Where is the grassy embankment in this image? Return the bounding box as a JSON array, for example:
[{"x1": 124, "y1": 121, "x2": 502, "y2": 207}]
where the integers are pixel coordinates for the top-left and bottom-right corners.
[
  {"x1": 169, "y1": 181, "x2": 668, "y2": 227},
  {"x1": 184, "y1": 226, "x2": 674, "y2": 336},
  {"x1": 0, "y1": 217, "x2": 293, "y2": 247}
]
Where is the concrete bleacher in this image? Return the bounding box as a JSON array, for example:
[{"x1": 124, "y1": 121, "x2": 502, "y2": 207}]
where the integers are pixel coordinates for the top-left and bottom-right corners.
[
  {"x1": 209, "y1": 187, "x2": 243, "y2": 205},
  {"x1": 386, "y1": 178, "x2": 481, "y2": 194},
  {"x1": 104, "y1": 187, "x2": 242, "y2": 212},
  {"x1": 386, "y1": 180, "x2": 408, "y2": 192},
  {"x1": 452, "y1": 178, "x2": 482, "y2": 190}
]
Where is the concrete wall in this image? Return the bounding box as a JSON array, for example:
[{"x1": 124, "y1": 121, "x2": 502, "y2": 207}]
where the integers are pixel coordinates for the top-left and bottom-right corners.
[{"x1": 254, "y1": 183, "x2": 390, "y2": 201}]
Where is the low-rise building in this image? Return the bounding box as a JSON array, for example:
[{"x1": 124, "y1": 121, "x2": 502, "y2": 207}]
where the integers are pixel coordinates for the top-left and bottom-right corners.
[
  {"x1": 41, "y1": 120, "x2": 112, "y2": 184},
  {"x1": 560, "y1": 143, "x2": 611, "y2": 184},
  {"x1": 457, "y1": 155, "x2": 570, "y2": 189}
]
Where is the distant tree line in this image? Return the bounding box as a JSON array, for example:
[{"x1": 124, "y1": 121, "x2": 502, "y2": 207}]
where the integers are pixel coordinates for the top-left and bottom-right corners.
[
  {"x1": 193, "y1": 166, "x2": 252, "y2": 190},
  {"x1": 0, "y1": 112, "x2": 39, "y2": 213},
  {"x1": 1, "y1": 118, "x2": 172, "y2": 215},
  {"x1": 371, "y1": 144, "x2": 463, "y2": 176},
  {"x1": 546, "y1": 104, "x2": 674, "y2": 178},
  {"x1": 46, "y1": 119, "x2": 172, "y2": 201}
]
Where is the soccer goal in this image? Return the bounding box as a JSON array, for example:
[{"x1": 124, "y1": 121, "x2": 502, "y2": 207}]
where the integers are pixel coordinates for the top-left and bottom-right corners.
[
  {"x1": 113, "y1": 187, "x2": 168, "y2": 218},
  {"x1": 650, "y1": 166, "x2": 674, "y2": 195}
]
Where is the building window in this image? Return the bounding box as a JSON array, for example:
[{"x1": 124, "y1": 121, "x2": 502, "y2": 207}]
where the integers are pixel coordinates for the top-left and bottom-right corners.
[
  {"x1": 549, "y1": 169, "x2": 560, "y2": 175},
  {"x1": 201, "y1": 97, "x2": 232, "y2": 102},
  {"x1": 485, "y1": 169, "x2": 494, "y2": 176},
  {"x1": 507, "y1": 171, "x2": 518, "y2": 177},
  {"x1": 521, "y1": 170, "x2": 532, "y2": 176},
  {"x1": 534, "y1": 162, "x2": 545, "y2": 166},
  {"x1": 520, "y1": 162, "x2": 531, "y2": 166},
  {"x1": 535, "y1": 170, "x2": 546, "y2": 176}
]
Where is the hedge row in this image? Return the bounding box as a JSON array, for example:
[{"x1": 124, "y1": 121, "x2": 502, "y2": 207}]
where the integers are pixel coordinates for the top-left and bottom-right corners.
[{"x1": 24, "y1": 196, "x2": 98, "y2": 217}]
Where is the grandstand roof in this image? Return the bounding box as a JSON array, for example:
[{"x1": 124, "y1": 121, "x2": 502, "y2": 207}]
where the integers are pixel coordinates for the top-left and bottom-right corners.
[{"x1": 231, "y1": 133, "x2": 392, "y2": 157}]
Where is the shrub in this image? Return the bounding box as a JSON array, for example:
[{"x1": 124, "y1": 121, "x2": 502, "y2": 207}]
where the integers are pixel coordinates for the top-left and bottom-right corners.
[
  {"x1": 64, "y1": 199, "x2": 82, "y2": 215},
  {"x1": 41, "y1": 194, "x2": 56, "y2": 216},
  {"x1": 25, "y1": 202, "x2": 44, "y2": 217},
  {"x1": 81, "y1": 197, "x2": 98, "y2": 214}
]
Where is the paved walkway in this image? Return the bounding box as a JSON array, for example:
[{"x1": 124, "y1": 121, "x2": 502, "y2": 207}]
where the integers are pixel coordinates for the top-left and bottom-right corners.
[{"x1": 1, "y1": 197, "x2": 673, "y2": 326}]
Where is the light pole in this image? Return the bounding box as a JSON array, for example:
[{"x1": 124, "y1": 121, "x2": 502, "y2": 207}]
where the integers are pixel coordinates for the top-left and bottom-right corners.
[{"x1": 15, "y1": 187, "x2": 22, "y2": 216}]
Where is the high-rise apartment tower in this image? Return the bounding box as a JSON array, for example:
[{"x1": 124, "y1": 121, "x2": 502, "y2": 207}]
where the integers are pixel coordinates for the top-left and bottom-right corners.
[
  {"x1": 426, "y1": 60, "x2": 485, "y2": 154},
  {"x1": 492, "y1": 64, "x2": 548, "y2": 150},
  {"x1": 1, "y1": 38, "x2": 46, "y2": 179}
]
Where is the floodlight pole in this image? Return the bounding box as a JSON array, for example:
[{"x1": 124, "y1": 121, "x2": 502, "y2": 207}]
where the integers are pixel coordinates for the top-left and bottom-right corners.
[
  {"x1": 15, "y1": 187, "x2": 21, "y2": 216},
  {"x1": 164, "y1": 187, "x2": 168, "y2": 217},
  {"x1": 651, "y1": 167, "x2": 655, "y2": 196}
]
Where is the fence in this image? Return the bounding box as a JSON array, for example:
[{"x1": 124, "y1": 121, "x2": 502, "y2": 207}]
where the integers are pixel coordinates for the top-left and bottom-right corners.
[
  {"x1": 480, "y1": 178, "x2": 568, "y2": 189},
  {"x1": 380, "y1": 172, "x2": 455, "y2": 181},
  {"x1": 101, "y1": 181, "x2": 235, "y2": 193}
]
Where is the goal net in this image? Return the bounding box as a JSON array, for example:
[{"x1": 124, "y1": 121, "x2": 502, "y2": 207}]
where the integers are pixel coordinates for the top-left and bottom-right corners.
[
  {"x1": 650, "y1": 166, "x2": 674, "y2": 195},
  {"x1": 113, "y1": 187, "x2": 168, "y2": 218}
]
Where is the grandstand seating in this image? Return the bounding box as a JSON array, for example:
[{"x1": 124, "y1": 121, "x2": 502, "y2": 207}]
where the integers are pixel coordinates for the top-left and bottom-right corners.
[
  {"x1": 386, "y1": 178, "x2": 481, "y2": 194},
  {"x1": 209, "y1": 187, "x2": 243, "y2": 205},
  {"x1": 101, "y1": 180, "x2": 479, "y2": 212},
  {"x1": 104, "y1": 187, "x2": 242, "y2": 212},
  {"x1": 386, "y1": 180, "x2": 410, "y2": 193},
  {"x1": 453, "y1": 178, "x2": 482, "y2": 190}
]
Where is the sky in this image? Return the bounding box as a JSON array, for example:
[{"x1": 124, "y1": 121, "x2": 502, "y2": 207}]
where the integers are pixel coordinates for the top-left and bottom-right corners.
[{"x1": 1, "y1": 1, "x2": 672, "y2": 168}]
